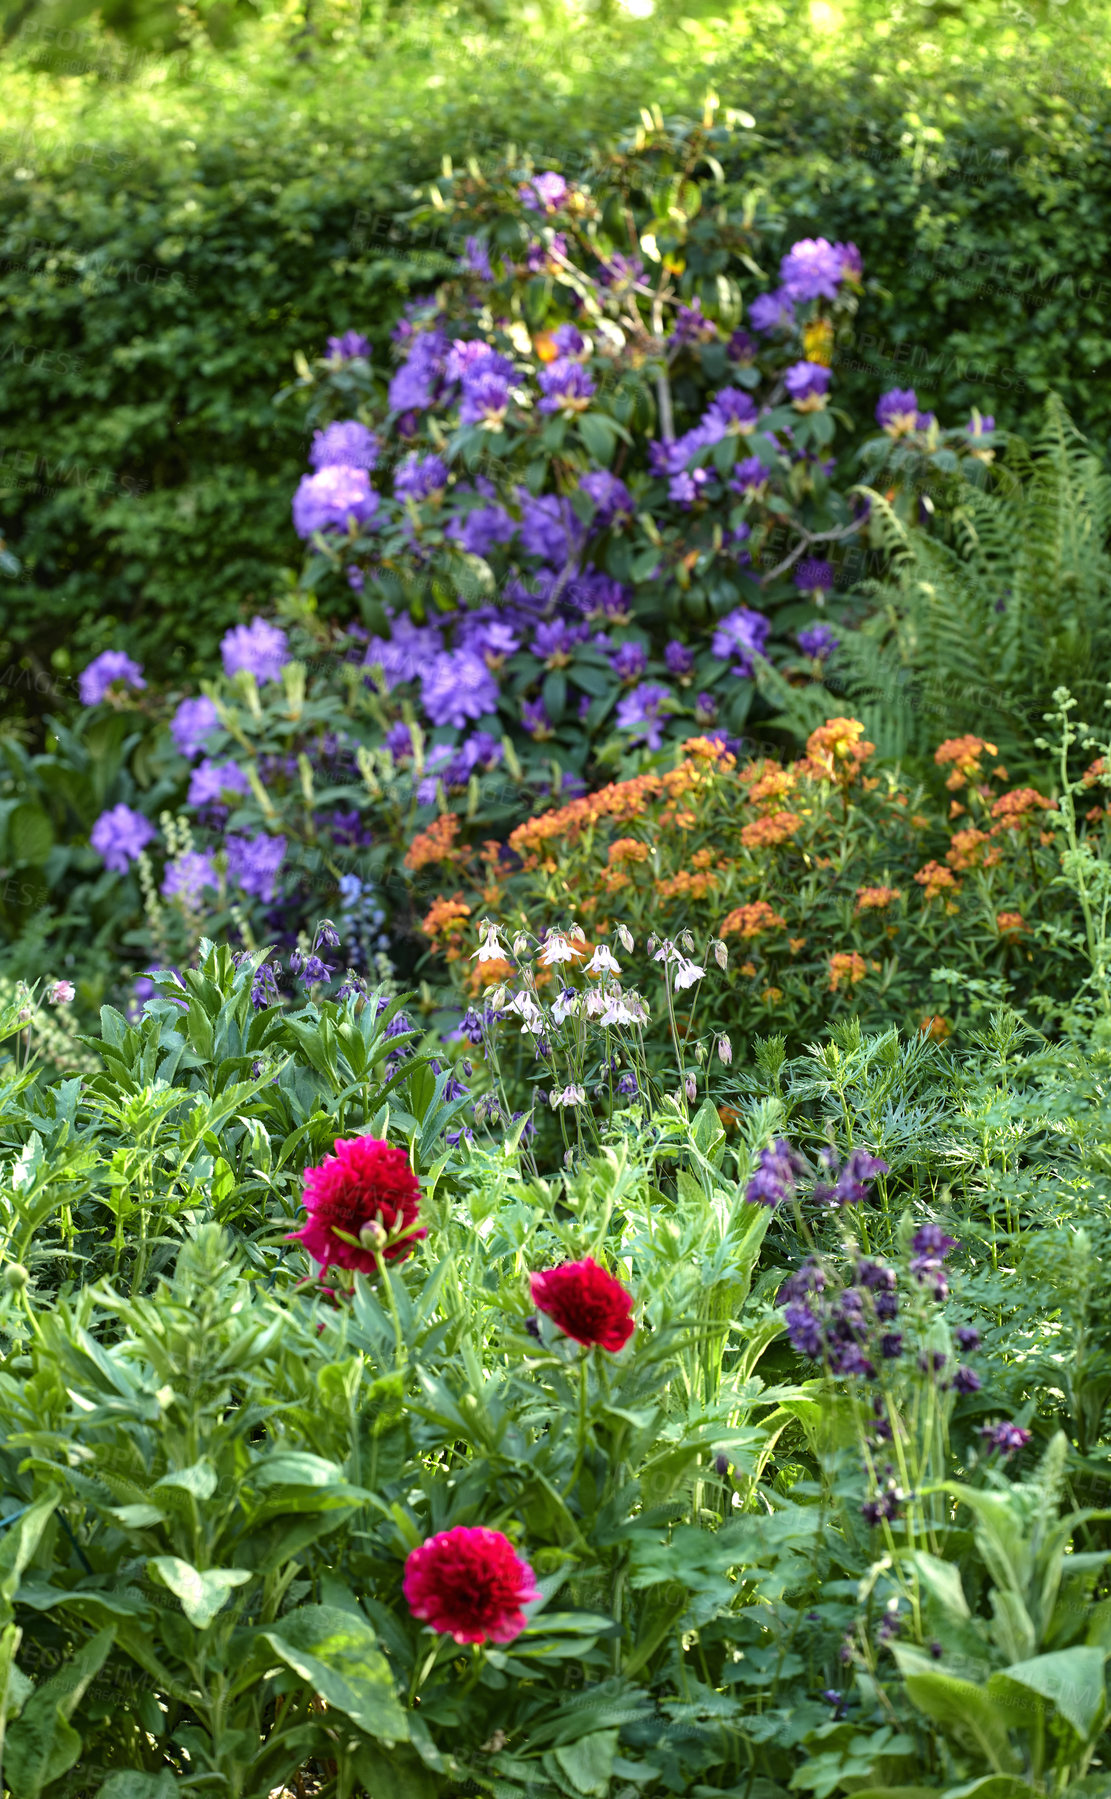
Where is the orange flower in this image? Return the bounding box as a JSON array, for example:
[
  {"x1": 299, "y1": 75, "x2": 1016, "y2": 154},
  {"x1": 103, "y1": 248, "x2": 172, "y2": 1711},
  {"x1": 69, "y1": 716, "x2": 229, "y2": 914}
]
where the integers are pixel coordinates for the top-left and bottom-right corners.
[
  {"x1": 721, "y1": 900, "x2": 787, "y2": 940},
  {"x1": 1083, "y1": 757, "x2": 1106, "y2": 788},
  {"x1": 656, "y1": 870, "x2": 718, "y2": 900},
  {"x1": 946, "y1": 828, "x2": 1001, "y2": 872},
  {"x1": 739, "y1": 960, "x2": 757, "y2": 977},
  {"x1": 533, "y1": 330, "x2": 560, "y2": 363},
  {"x1": 789, "y1": 936, "x2": 807, "y2": 953},
  {"x1": 761, "y1": 986, "x2": 783, "y2": 1005},
  {"x1": 996, "y1": 911, "x2": 1025, "y2": 936},
  {"x1": 405, "y1": 813, "x2": 461, "y2": 871},
  {"x1": 989, "y1": 788, "x2": 1057, "y2": 830},
  {"x1": 717, "y1": 1104, "x2": 741, "y2": 1131},
  {"x1": 607, "y1": 837, "x2": 651, "y2": 867},
  {"x1": 740, "y1": 811, "x2": 801, "y2": 849},
  {"x1": 466, "y1": 955, "x2": 515, "y2": 995},
  {"x1": 919, "y1": 1014, "x2": 951, "y2": 1042},
  {"x1": 802, "y1": 717, "x2": 875, "y2": 783},
  {"x1": 420, "y1": 893, "x2": 472, "y2": 939},
  {"x1": 935, "y1": 735, "x2": 997, "y2": 789},
  {"x1": 691, "y1": 848, "x2": 714, "y2": 870},
  {"x1": 829, "y1": 951, "x2": 868, "y2": 991},
  {"x1": 741, "y1": 758, "x2": 798, "y2": 805},
  {"x1": 681, "y1": 734, "x2": 735, "y2": 765},
  {"x1": 915, "y1": 861, "x2": 960, "y2": 900},
  {"x1": 855, "y1": 885, "x2": 902, "y2": 913}
]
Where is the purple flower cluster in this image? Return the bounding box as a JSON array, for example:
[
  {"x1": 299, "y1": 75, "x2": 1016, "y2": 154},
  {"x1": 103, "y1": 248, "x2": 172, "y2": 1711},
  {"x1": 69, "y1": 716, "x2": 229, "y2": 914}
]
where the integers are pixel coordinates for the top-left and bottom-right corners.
[
  {"x1": 221, "y1": 618, "x2": 290, "y2": 684},
  {"x1": 813, "y1": 1147, "x2": 889, "y2": 1208},
  {"x1": 909, "y1": 1223, "x2": 958, "y2": 1300},
  {"x1": 79, "y1": 651, "x2": 146, "y2": 706},
  {"x1": 90, "y1": 804, "x2": 155, "y2": 873},
  {"x1": 779, "y1": 1256, "x2": 899, "y2": 1379},
  {"x1": 711, "y1": 606, "x2": 771, "y2": 678},
  {"x1": 745, "y1": 1139, "x2": 805, "y2": 1208}
]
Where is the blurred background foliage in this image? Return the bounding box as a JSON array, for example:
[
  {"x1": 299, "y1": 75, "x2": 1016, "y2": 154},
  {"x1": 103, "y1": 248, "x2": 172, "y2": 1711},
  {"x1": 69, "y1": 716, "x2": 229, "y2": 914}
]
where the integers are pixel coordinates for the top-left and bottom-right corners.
[{"x1": 0, "y1": 0, "x2": 1108, "y2": 713}]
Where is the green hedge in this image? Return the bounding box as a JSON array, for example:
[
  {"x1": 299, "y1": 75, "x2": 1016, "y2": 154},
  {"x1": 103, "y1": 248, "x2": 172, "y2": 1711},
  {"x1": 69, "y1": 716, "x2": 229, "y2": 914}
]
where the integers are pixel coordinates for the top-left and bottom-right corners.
[{"x1": 1, "y1": 5, "x2": 1109, "y2": 698}]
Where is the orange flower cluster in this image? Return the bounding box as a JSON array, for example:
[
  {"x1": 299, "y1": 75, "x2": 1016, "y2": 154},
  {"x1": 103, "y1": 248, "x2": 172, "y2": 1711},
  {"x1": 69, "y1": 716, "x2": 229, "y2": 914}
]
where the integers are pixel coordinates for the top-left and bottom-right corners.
[
  {"x1": 990, "y1": 788, "x2": 1057, "y2": 829},
  {"x1": 509, "y1": 740, "x2": 731, "y2": 862},
  {"x1": 721, "y1": 900, "x2": 787, "y2": 940},
  {"x1": 946, "y1": 828, "x2": 1001, "y2": 872},
  {"x1": 935, "y1": 735, "x2": 998, "y2": 790},
  {"x1": 855, "y1": 885, "x2": 902, "y2": 912},
  {"x1": 802, "y1": 717, "x2": 876, "y2": 784},
  {"x1": 829, "y1": 951, "x2": 869, "y2": 991},
  {"x1": 919, "y1": 1014, "x2": 951, "y2": 1042},
  {"x1": 607, "y1": 837, "x2": 651, "y2": 867},
  {"x1": 740, "y1": 811, "x2": 801, "y2": 849},
  {"x1": 420, "y1": 893, "x2": 472, "y2": 938},
  {"x1": 657, "y1": 870, "x2": 719, "y2": 900},
  {"x1": 741, "y1": 759, "x2": 798, "y2": 806},
  {"x1": 996, "y1": 911, "x2": 1025, "y2": 936},
  {"x1": 915, "y1": 861, "x2": 960, "y2": 901},
  {"x1": 405, "y1": 813, "x2": 461, "y2": 871}
]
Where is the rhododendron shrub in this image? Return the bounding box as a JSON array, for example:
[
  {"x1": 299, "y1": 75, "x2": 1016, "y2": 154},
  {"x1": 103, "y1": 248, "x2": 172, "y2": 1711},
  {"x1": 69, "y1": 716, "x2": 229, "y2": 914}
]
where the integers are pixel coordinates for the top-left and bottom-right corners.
[{"x1": 412, "y1": 723, "x2": 1092, "y2": 1094}]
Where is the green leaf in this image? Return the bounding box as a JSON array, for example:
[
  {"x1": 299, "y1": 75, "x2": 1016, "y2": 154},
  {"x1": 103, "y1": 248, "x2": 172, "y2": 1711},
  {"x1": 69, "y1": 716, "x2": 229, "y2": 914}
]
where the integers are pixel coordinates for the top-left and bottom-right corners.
[
  {"x1": 148, "y1": 1558, "x2": 252, "y2": 1629},
  {"x1": 252, "y1": 1452, "x2": 348, "y2": 1489},
  {"x1": 8, "y1": 805, "x2": 55, "y2": 866},
  {"x1": 154, "y1": 1459, "x2": 218, "y2": 1501},
  {"x1": 4, "y1": 1626, "x2": 115, "y2": 1797},
  {"x1": 0, "y1": 1495, "x2": 59, "y2": 1625},
  {"x1": 989, "y1": 1646, "x2": 1108, "y2": 1741},
  {"x1": 903, "y1": 1550, "x2": 971, "y2": 1622},
  {"x1": 352, "y1": 1744, "x2": 438, "y2": 1799},
  {"x1": 890, "y1": 1651, "x2": 1022, "y2": 1772},
  {"x1": 261, "y1": 1603, "x2": 407, "y2": 1744},
  {"x1": 97, "y1": 1775, "x2": 181, "y2": 1798},
  {"x1": 578, "y1": 413, "x2": 617, "y2": 465},
  {"x1": 550, "y1": 1730, "x2": 620, "y2": 1796}
]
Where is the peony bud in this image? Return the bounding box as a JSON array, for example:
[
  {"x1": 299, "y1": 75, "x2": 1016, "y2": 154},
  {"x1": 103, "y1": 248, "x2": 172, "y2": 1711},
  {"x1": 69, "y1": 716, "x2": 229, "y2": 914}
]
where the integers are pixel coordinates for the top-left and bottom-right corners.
[
  {"x1": 358, "y1": 1219, "x2": 389, "y2": 1250},
  {"x1": 717, "y1": 1035, "x2": 733, "y2": 1066},
  {"x1": 3, "y1": 1263, "x2": 29, "y2": 1292}
]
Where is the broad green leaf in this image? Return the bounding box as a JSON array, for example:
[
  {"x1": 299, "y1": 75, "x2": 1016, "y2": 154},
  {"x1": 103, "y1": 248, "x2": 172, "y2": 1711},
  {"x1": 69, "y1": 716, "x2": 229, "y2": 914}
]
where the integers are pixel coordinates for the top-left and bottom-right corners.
[
  {"x1": 0, "y1": 1495, "x2": 59, "y2": 1625},
  {"x1": 261, "y1": 1603, "x2": 407, "y2": 1744},
  {"x1": 148, "y1": 1558, "x2": 252, "y2": 1629},
  {"x1": 891, "y1": 1651, "x2": 1022, "y2": 1772},
  {"x1": 154, "y1": 1460, "x2": 218, "y2": 1501},
  {"x1": 989, "y1": 1646, "x2": 1108, "y2": 1741},
  {"x1": 550, "y1": 1729, "x2": 620, "y2": 1796},
  {"x1": 97, "y1": 1774, "x2": 181, "y2": 1797},
  {"x1": 903, "y1": 1550, "x2": 971, "y2": 1622},
  {"x1": 4, "y1": 1626, "x2": 115, "y2": 1796},
  {"x1": 8, "y1": 804, "x2": 54, "y2": 866}
]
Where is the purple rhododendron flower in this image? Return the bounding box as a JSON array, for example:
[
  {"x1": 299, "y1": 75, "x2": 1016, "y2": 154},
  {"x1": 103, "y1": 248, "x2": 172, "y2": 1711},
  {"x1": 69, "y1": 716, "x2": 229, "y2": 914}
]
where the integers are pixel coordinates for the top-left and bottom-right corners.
[
  {"x1": 526, "y1": 232, "x2": 567, "y2": 273},
  {"x1": 711, "y1": 606, "x2": 771, "y2": 677},
  {"x1": 395, "y1": 453, "x2": 449, "y2": 501},
  {"x1": 615, "y1": 682, "x2": 671, "y2": 750},
  {"x1": 421, "y1": 650, "x2": 499, "y2": 729},
  {"x1": 795, "y1": 558, "x2": 834, "y2": 592},
  {"x1": 187, "y1": 759, "x2": 251, "y2": 807},
  {"x1": 518, "y1": 493, "x2": 583, "y2": 565},
  {"x1": 748, "y1": 288, "x2": 795, "y2": 333},
  {"x1": 531, "y1": 619, "x2": 578, "y2": 663},
  {"x1": 670, "y1": 299, "x2": 717, "y2": 345},
  {"x1": 385, "y1": 721, "x2": 413, "y2": 759},
  {"x1": 79, "y1": 650, "x2": 146, "y2": 707},
  {"x1": 161, "y1": 850, "x2": 219, "y2": 901},
  {"x1": 221, "y1": 617, "x2": 290, "y2": 684},
  {"x1": 798, "y1": 624, "x2": 839, "y2": 660},
  {"x1": 599, "y1": 252, "x2": 644, "y2": 291},
  {"x1": 731, "y1": 455, "x2": 770, "y2": 496},
  {"x1": 226, "y1": 833, "x2": 286, "y2": 902},
  {"x1": 309, "y1": 421, "x2": 378, "y2": 471},
  {"x1": 451, "y1": 504, "x2": 516, "y2": 559},
  {"x1": 364, "y1": 616, "x2": 444, "y2": 686},
  {"x1": 91, "y1": 804, "x2": 156, "y2": 873},
  {"x1": 519, "y1": 171, "x2": 569, "y2": 213},
  {"x1": 521, "y1": 697, "x2": 552, "y2": 737},
  {"x1": 727, "y1": 328, "x2": 757, "y2": 362},
  {"x1": 745, "y1": 1139, "x2": 805, "y2": 1208},
  {"x1": 779, "y1": 237, "x2": 845, "y2": 302},
  {"x1": 785, "y1": 361, "x2": 832, "y2": 405},
  {"x1": 293, "y1": 467, "x2": 379, "y2": 538},
  {"x1": 836, "y1": 241, "x2": 862, "y2": 282},
  {"x1": 876, "y1": 388, "x2": 920, "y2": 431},
  {"x1": 446, "y1": 341, "x2": 515, "y2": 385},
  {"x1": 552, "y1": 323, "x2": 585, "y2": 356},
  {"x1": 326, "y1": 331, "x2": 370, "y2": 362},
  {"x1": 462, "y1": 616, "x2": 520, "y2": 661},
  {"x1": 388, "y1": 329, "x2": 447, "y2": 412},
  {"x1": 171, "y1": 695, "x2": 220, "y2": 760},
  {"x1": 664, "y1": 640, "x2": 695, "y2": 677},
  {"x1": 612, "y1": 641, "x2": 647, "y2": 682},
  {"x1": 580, "y1": 469, "x2": 633, "y2": 525},
  {"x1": 538, "y1": 358, "x2": 595, "y2": 414},
  {"x1": 461, "y1": 235, "x2": 493, "y2": 279},
  {"x1": 704, "y1": 387, "x2": 759, "y2": 435},
  {"x1": 459, "y1": 371, "x2": 512, "y2": 427}
]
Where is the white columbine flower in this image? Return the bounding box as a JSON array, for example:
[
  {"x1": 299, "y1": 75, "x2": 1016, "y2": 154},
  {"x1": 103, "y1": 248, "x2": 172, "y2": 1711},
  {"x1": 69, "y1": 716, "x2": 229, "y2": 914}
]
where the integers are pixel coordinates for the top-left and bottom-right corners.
[
  {"x1": 473, "y1": 920, "x2": 507, "y2": 962},
  {"x1": 585, "y1": 944, "x2": 621, "y2": 977},
  {"x1": 616, "y1": 923, "x2": 634, "y2": 953},
  {"x1": 539, "y1": 930, "x2": 578, "y2": 966},
  {"x1": 508, "y1": 991, "x2": 544, "y2": 1034},
  {"x1": 672, "y1": 957, "x2": 706, "y2": 992},
  {"x1": 554, "y1": 1083, "x2": 586, "y2": 1108},
  {"x1": 552, "y1": 986, "x2": 580, "y2": 1023}
]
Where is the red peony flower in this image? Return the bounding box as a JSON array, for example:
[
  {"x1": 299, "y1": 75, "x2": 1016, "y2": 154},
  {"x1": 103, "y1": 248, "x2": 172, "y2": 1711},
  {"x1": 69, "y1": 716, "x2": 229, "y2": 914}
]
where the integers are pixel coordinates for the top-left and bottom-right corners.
[
  {"x1": 288, "y1": 1136, "x2": 425, "y2": 1273},
  {"x1": 403, "y1": 1526, "x2": 539, "y2": 1644},
  {"x1": 530, "y1": 1256, "x2": 635, "y2": 1352}
]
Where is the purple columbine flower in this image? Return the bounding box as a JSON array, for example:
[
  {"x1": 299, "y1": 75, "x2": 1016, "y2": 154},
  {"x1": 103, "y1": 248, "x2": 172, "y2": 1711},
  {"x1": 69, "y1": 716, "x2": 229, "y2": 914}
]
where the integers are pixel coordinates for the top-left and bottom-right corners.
[
  {"x1": 580, "y1": 468, "x2": 633, "y2": 526},
  {"x1": 395, "y1": 452, "x2": 449, "y2": 501},
  {"x1": 955, "y1": 1325, "x2": 981, "y2": 1352},
  {"x1": 617, "y1": 1071, "x2": 638, "y2": 1096},
  {"x1": 421, "y1": 650, "x2": 499, "y2": 730},
  {"x1": 187, "y1": 759, "x2": 251, "y2": 807},
  {"x1": 221, "y1": 617, "x2": 290, "y2": 684},
  {"x1": 161, "y1": 850, "x2": 219, "y2": 901},
  {"x1": 785, "y1": 361, "x2": 832, "y2": 409},
  {"x1": 798, "y1": 623, "x2": 839, "y2": 660},
  {"x1": 875, "y1": 388, "x2": 920, "y2": 433},
  {"x1": 952, "y1": 1365, "x2": 981, "y2": 1394},
  {"x1": 226, "y1": 832, "x2": 286, "y2": 902},
  {"x1": 308, "y1": 420, "x2": 378, "y2": 471},
  {"x1": 981, "y1": 1421, "x2": 1031, "y2": 1457},
  {"x1": 664, "y1": 640, "x2": 695, "y2": 678},
  {"x1": 612, "y1": 641, "x2": 647, "y2": 682},
  {"x1": 779, "y1": 236, "x2": 846, "y2": 302},
  {"x1": 745, "y1": 1138, "x2": 805, "y2": 1208},
  {"x1": 326, "y1": 330, "x2": 370, "y2": 363},
  {"x1": 783, "y1": 1302, "x2": 824, "y2": 1358},
  {"x1": 748, "y1": 288, "x2": 796, "y2": 333},
  {"x1": 538, "y1": 357, "x2": 595, "y2": 414},
  {"x1": 519, "y1": 171, "x2": 569, "y2": 213},
  {"x1": 170, "y1": 695, "x2": 220, "y2": 759},
  {"x1": 881, "y1": 1332, "x2": 904, "y2": 1360},
  {"x1": 459, "y1": 371, "x2": 512, "y2": 428},
  {"x1": 817, "y1": 1148, "x2": 889, "y2": 1207},
  {"x1": 711, "y1": 606, "x2": 771, "y2": 677},
  {"x1": 293, "y1": 467, "x2": 378, "y2": 538},
  {"x1": 90, "y1": 804, "x2": 155, "y2": 873},
  {"x1": 79, "y1": 650, "x2": 146, "y2": 707},
  {"x1": 615, "y1": 681, "x2": 671, "y2": 750}
]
